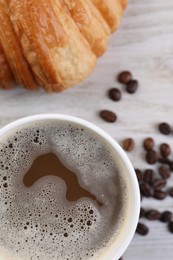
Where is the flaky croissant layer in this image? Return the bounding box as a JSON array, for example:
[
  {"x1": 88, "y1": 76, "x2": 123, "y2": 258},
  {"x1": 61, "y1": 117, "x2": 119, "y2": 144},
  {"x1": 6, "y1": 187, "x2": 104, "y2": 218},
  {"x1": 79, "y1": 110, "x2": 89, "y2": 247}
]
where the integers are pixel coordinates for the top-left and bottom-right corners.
[{"x1": 0, "y1": 0, "x2": 127, "y2": 92}]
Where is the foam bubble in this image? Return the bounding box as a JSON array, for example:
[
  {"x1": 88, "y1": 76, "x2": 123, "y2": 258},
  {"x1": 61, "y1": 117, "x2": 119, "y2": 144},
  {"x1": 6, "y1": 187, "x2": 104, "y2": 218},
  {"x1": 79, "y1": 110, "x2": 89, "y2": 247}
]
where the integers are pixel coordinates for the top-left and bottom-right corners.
[{"x1": 0, "y1": 120, "x2": 127, "y2": 260}]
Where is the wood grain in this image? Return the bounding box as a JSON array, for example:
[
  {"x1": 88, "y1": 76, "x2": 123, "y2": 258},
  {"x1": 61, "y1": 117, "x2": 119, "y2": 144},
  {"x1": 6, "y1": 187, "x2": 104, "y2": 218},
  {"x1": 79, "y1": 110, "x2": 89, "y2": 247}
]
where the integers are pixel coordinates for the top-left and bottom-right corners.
[{"x1": 0, "y1": 0, "x2": 173, "y2": 259}]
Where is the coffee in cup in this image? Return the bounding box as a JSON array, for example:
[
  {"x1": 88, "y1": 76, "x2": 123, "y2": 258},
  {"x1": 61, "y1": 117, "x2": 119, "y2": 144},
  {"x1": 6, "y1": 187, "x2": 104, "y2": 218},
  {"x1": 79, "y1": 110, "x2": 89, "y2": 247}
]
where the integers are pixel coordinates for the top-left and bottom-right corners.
[{"x1": 0, "y1": 115, "x2": 140, "y2": 260}]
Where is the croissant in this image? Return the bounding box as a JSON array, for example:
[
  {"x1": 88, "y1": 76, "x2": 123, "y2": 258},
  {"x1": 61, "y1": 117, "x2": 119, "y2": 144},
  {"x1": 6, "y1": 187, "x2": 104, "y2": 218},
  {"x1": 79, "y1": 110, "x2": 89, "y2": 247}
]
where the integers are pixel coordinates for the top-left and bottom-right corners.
[{"x1": 0, "y1": 0, "x2": 127, "y2": 92}]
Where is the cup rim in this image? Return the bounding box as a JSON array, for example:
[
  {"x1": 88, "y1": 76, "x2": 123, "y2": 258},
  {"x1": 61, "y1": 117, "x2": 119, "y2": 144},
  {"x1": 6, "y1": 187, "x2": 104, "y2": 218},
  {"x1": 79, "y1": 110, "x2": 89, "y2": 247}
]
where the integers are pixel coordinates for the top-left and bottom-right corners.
[{"x1": 0, "y1": 114, "x2": 140, "y2": 260}]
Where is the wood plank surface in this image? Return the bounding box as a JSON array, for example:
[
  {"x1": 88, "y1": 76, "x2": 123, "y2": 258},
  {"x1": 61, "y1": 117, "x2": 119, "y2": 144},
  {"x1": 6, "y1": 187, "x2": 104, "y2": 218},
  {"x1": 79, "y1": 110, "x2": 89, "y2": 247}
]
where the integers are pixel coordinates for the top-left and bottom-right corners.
[{"x1": 0, "y1": 0, "x2": 173, "y2": 259}]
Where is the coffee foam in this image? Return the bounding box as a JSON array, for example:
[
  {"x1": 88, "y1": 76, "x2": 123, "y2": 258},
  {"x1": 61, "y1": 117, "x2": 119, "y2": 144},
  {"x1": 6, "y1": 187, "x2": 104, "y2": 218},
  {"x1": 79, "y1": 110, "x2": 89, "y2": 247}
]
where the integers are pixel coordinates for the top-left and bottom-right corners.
[{"x1": 0, "y1": 120, "x2": 127, "y2": 260}]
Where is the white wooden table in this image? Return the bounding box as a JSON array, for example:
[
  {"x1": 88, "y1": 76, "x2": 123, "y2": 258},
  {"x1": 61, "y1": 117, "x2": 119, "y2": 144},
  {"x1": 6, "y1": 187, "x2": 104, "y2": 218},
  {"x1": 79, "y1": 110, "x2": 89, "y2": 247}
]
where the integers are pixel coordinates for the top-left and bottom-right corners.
[{"x1": 1, "y1": 0, "x2": 173, "y2": 259}]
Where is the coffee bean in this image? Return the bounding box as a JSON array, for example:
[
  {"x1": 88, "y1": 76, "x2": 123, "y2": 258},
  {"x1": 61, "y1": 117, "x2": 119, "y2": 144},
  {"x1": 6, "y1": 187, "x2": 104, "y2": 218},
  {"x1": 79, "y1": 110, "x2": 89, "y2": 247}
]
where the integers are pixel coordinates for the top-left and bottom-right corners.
[
  {"x1": 118, "y1": 71, "x2": 132, "y2": 84},
  {"x1": 118, "y1": 257, "x2": 123, "y2": 260},
  {"x1": 109, "y1": 88, "x2": 122, "y2": 101},
  {"x1": 153, "y1": 190, "x2": 167, "y2": 200},
  {"x1": 158, "y1": 157, "x2": 171, "y2": 165},
  {"x1": 145, "y1": 210, "x2": 161, "y2": 220},
  {"x1": 143, "y1": 169, "x2": 154, "y2": 183},
  {"x1": 143, "y1": 138, "x2": 154, "y2": 151},
  {"x1": 146, "y1": 150, "x2": 158, "y2": 164},
  {"x1": 140, "y1": 183, "x2": 153, "y2": 197},
  {"x1": 160, "y1": 211, "x2": 172, "y2": 223},
  {"x1": 160, "y1": 143, "x2": 171, "y2": 158},
  {"x1": 140, "y1": 207, "x2": 146, "y2": 218},
  {"x1": 159, "y1": 166, "x2": 171, "y2": 179},
  {"x1": 135, "y1": 169, "x2": 143, "y2": 182},
  {"x1": 123, "y1": 138, "x2": 135, "y2": 152},
  {"x1": 136, "y1": 222, "x2": 149, "y2": 236},
  {"x1": 168, "y1": 222, "x2": 173, "y2": 233},
  {"x1": 100, "y1": 110, "x2": 117, "y2": 123},
  {"x1": 159, "y1": 158, "x2": 173, "y2": 171},
  {"x1": 168, "y1": 187, "x2": 173, "y2": 197},
  {"x1": 158, "y1": 122, "x2": 171, "y2": 135},
  {"x1": 126, "y1": 80, "x2": 138, "y2": 94},
  {"x1": 152, "y1": 179, "x2": 166, "y2": 190},
  {"x1": 169, "y1": 161, "x2": 173, "y2": 171}
]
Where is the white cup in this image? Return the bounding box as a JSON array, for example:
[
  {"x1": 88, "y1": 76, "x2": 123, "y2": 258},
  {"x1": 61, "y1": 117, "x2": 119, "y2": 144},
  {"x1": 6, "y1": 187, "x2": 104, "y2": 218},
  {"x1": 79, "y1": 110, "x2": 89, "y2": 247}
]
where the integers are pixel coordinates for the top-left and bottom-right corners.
[{"x1": 0, "y1": 114, "x2": 140, "y2": 260}]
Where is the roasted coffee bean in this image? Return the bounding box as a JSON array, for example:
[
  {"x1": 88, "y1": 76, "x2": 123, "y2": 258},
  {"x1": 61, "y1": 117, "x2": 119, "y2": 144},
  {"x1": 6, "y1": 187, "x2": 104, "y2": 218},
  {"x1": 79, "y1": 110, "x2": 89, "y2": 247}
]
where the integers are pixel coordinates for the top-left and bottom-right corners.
[
  {"x1": 136, "y1": 222, "x2": 149, "y2": 236},
  {"x1": 161, "y1": 159, "x2": 173, "y2": 172},
  {"x1": 153, "y1": 190, "x2": 167, "y2": 200},
  {"x1": 123, "y1": 138, "x2": 135, "y2": 152},
  {"x1": 168, "y1": 187, "x2": 173, "y2": 197},
  {"x1": 135, "y1": 169, "x2": 143, "y2": 182},
  {"x1": 159, "y1": 166, "x2": 171, "y2": 179},
  {"x1": 108, "y1": 88, "x2": 122, "y2": 101},
  {"x1": 160, "y1": 143, "x2": 171, "y2": 158},
  {"x1": 145, "y1": 210, "x2": 161, "y2": 220},
  {"x1": 158, "y1": 122, "x2": 171, "y2": 135},
  {"x1": 100, "y1": 110, "x2": 117, "y2": 123},
  {"x1": 158, "y1": 157, "x2": 171, "y2": 165},
  {"x1": 160, "y1": 211, "x2": 172, "y2": 223},
  {"x1": 146, "y1": 150, "x2": 158, "y2": 164},
  {"x1": 143, "y1": 138, "x2": 154, "y2": 151},
  {"x1": 168, "y1": 222, "x2": 173, "y2": 233},
  {"x1": 143, "y1": 169, "x2": 154, "y2": 183},
  {"x1": 118, "y1": 257, "x2": 123, "y2": 260},
  {"x1": 140, "y1": 207, "x2": 146, "y2": 218},
  {"x1": 118, "y1": 71, "x2": 132, "y2": 84},
  {"x1": 169, "y1": 161, "x2": 173, "y2": 171},
  {"x1": 126, "y1": 80, "x2": 138, "y2": 94},
  {"x1": 152, "y1": 179, "x2": 166, "y2": 190},
  {"x1": 140, "y1": 183, "x2": 153, "y2": 197}
]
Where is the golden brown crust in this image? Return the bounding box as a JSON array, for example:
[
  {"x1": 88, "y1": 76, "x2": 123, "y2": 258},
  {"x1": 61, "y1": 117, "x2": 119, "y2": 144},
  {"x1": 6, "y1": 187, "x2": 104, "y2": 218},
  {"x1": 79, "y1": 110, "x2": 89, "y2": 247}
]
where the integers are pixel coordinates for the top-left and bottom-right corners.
[
  {"x1": 0, "y1": 0, "x2": 127, "y2": 92},
  {"x1": 8, "y1": 0, "x2": 96, "y2": 92},
  {"x1": 121, "y1": 0, "x2": 128, "y2": 9},
  {"x1": 63, "y1": 0, "x2": 110, "y2": 57},
  {"x1": 0, "y1": 0, "x2": 38, "y2": 90},
  {"x1": 91, "y1": 0, "x2": 124, "y2": 32},
  {"x1": 0, "y1": 42, "x2": 15, "y2": 89}
]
